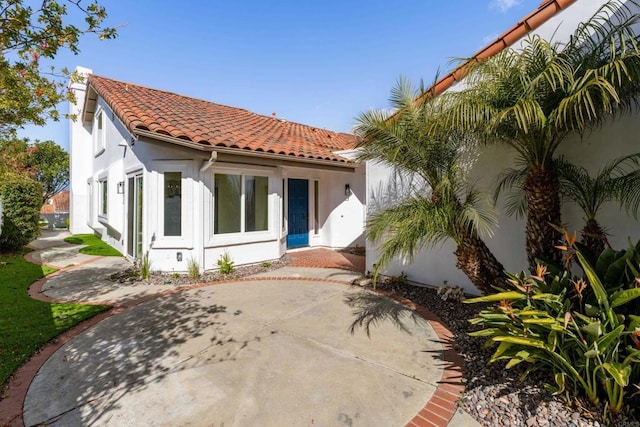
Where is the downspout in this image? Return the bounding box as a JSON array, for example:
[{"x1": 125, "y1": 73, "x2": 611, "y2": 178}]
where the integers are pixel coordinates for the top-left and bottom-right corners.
[{"x1": 199, "y1": 151, "x2": 217, "y2": 274}]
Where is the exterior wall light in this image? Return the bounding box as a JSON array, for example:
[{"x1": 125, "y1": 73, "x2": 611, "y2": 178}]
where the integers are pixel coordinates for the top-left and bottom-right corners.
[
  {"x1": 345, "y1": 184, "x2": 351, "y2": 197},
  {"x1": 116, "y1": 181, "x2": 124, "y2": 194}
]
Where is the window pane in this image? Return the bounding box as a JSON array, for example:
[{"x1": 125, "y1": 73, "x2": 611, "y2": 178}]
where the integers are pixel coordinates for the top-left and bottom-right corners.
[
  {"x1": 164, "y1": 172, "x2": 182, "y2": 236},
  {"x1": 245, "y1": 175, "x2": 268, "y2": 232},
  {"x1": 96, "y1": 112, "x2": 104, "y2": 150},
  {"x1": 101, "y1": 181, "x2": 108, "y2": 215},
  {"x1": 314, "y1": 180, "x2": 319, "y2": 234},
  {"x1": 214, "y1": 174, "x2": 241, "y2": 234}
]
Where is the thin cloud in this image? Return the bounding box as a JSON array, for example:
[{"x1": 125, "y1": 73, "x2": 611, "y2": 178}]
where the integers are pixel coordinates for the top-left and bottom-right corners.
[{"x1": 490, "y1": 0, "x2": 521, "y2": 12}]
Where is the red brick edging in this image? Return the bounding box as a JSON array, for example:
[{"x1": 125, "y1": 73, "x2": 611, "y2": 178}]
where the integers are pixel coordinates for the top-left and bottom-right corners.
[
  {"x1": 1, "y1": 266, "x2": 465, "y2": 427},
  {"x1": 376, "y1": 290, "x2": 466, "y2": 427}
]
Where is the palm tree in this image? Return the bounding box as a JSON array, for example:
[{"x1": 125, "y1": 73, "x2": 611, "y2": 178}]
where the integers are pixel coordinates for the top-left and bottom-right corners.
[
  {"x1": 495, "y1": 154, "x2": 640, "y2": 256},
  {"x1": 558, "y1": 154, "x2": 640, "y2": 255},
  {"x1": 356, "y1": 79, "x2": 506, "y2": 295},
  {"x1": 442, "y1": 1, "x2": 640, "y2": 268}
]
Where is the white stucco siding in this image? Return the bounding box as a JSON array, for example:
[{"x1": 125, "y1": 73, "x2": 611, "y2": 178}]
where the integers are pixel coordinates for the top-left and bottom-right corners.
[
  {"x1": 366, "y1": 0, "x2": 640, "y2": 294},
  {"x1": 69, "y1": 67, "x2": 94, "y2": 235}
]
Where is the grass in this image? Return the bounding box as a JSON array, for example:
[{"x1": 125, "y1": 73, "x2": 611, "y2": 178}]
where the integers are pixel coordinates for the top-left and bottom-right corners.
[
  {"x1": 0, "y1": 251, "x2": 110, "y2": 387},
  {"x1": 63, "y1": 234, "x2": 122, "y2": 256}
]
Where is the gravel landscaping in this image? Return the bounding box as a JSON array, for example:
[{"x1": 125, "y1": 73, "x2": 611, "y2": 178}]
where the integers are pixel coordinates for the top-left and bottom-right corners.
[
  {"x1": 374, "y1": 280, "x2": 640, "y2": 427},
  {"x1": 109, "y1": 257, "x2": 290, "y2": 287}
]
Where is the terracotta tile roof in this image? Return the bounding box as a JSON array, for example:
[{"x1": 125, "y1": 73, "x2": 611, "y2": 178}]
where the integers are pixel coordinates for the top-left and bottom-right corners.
[
  {"x1": 424, "y1": 0, "x2": 577, "y2": 98},
  {"x1": 40, "y1": 190, "x2": 69, "y2": 214},
  {"x1": 86, "y1": 75, "x2": 358, "y2": 163}
]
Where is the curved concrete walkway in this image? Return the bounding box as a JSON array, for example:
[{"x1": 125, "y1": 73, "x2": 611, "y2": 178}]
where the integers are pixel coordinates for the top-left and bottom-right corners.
[
  {"x1": 1, "y1": 232, "x2": 475, "y2": 427},
  {"x1": 25, "y1": 279, "x2": 445, "y2": 426}
]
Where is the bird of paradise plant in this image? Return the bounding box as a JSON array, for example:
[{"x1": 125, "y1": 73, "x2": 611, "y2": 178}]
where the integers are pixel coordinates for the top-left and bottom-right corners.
[{"x1": 466, "y1": 229, "x2": 640, "y2": 415}]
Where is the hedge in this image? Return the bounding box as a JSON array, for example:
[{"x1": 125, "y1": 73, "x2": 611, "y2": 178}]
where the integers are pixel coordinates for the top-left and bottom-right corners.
[{"x1": 0, "y1": 173, "x2": 42, "y2": 252}]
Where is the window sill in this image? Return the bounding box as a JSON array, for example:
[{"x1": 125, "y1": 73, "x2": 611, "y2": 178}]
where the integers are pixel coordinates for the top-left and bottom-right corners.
[
  {"x1": 207, "y1": 233, "x2": 277, "y2": 248},
  {"x1": 153, "y1": 237, "x2": 193, "y2": 250}
]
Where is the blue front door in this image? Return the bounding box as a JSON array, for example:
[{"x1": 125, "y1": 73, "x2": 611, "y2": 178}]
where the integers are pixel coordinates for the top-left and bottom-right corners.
[{"x1": 287, "y1": 179, "x2": 309, "y2": 248}]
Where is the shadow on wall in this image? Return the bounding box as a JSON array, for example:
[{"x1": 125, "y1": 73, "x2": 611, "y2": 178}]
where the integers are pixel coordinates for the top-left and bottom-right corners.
[
  {"x1": 368, "y1": 168, "x2": 428, "y2": 213},
  {"x1": 24, "y1": 289, "x2": 262, "y2": 426}
]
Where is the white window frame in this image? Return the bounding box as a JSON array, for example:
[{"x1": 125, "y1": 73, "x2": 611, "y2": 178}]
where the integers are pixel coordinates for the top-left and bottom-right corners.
[
  {"x1": 313, "y1": 179, "x2": 320, "y2": 235},
  {"x1": 87, "y1": 179, "x2": 94, "y2": 226},
  {"x1": 154, "y1": 162, "x2": 193, "y2": 249},
  {"x1": 98, "y1": 178, "x2": 108, "y2": 218},
  {"x1": 207, "y1": 164, "x2": 274, "y2": 246},
  {"x1": 94, "y1": 109, "x2": 106, "y2": 156}
]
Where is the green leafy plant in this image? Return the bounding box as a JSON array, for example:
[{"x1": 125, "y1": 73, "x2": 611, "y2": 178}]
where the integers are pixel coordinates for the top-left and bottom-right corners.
[
  {"x1": 217, "y1": 250, "x2": 234, "y2": 275},
  {"x1": 261, "y1": 261, "x2": 272, "y2": 268},
  {"x1": 443, "y1": 0, "x2": 640, "y2": 267},
  {"x1": 139, "y1": 251, "x2": 151, "y2": 282},
  {"x1": 0, "y1": 173, "x2": 42, "y2": 251},
  {"x1": 171, "y1": 271, "x2": 179, "y2": 279},
  {"x1": 187, "y1": 257, "x2": 200, "y2": 281},
  {"x1": 466, "y1": 230, "x2": 640, "y2": 415}
]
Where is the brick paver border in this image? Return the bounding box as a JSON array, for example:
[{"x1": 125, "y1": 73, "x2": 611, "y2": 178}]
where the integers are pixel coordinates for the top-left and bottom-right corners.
[{"x1": 1, "y1": 258, "x2": 465, "y2": 427}]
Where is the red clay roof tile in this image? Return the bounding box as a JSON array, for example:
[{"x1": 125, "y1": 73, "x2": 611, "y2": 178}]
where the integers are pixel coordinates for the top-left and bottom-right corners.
[{"x1": 87, "y1": 75, "x2": 358, "y2": 163}]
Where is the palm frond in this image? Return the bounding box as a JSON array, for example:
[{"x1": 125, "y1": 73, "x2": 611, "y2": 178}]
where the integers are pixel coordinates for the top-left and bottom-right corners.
[
  {"x1": 493, "y1": 165, "x2": 529, "y2": 218},
  {"x1": 460, "y1": 186, "x2": 499, "y2": 238},
  {"x1": 367, "y1": 195, "x2": 457, "y2": 273}
]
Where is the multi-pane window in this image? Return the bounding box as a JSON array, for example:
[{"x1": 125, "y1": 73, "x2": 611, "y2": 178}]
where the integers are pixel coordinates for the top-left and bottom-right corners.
[
  {"x1": 99, "y1": 180, "x2": 108, "y2": 216},
  {"x1": 163, "y1": 172, "x2": 182, "y2": 236},
  {"x1": 214, "y1": 173, "x2": 268, "y2": 235}
]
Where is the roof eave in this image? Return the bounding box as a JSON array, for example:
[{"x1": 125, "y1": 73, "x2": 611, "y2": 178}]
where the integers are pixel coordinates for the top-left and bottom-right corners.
[{"x1": 132, "y1": 129, "x2": 359, "y2": 169}]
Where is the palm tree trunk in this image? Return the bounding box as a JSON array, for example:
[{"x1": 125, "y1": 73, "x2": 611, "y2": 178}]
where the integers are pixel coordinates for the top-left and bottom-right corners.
[
  {"x1": 581, "y1": 218, "x2": 607, "y2": 256},
  {"x1": 454, "y1": 230, "x2": 507, "y2": 295},
  {"x1": 523, "y1": 165, "x2": 562, "y2": 269}
]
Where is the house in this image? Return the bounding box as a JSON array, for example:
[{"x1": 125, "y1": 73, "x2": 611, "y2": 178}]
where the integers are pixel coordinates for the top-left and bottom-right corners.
[
  {"x1": 366, "y1": 0, "x2": 640, "y2": 294},
  {"x1": 69, "y1": 70, "x2": 365, "y2": 272},
  {"x1": 40, "y1": 190, "x2": 70, "y2": 229}
]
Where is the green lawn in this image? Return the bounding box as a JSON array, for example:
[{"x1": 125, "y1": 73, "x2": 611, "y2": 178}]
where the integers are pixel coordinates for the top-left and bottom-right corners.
[
  {"x1": 64, "y1": 234, "x2": 122, "y2": 256},
  {"x1": 0, "y1": 251, "x2": 110, "y2": 387}
]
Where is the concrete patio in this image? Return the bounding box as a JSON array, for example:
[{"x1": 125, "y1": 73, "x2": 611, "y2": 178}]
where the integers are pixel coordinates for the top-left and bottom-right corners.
[{"x1": 0, "y1": 232, "x2": 476, "y2": 427}]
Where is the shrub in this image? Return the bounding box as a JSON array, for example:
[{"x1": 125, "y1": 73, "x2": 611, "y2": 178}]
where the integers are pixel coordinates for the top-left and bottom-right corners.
[
  {"x1": 217, "y1": 250, "x2": 234, "y2": 275},
  {"x1": 0, "y1": 174, "x2": 42, "y2": 251},
  {"x1": 466, "y1": 230, "x2": 640, "y2": 415},
  {"x1": 139, "y1": 251, "x2": 151, "y2": 281},
  {"x1": 187, "y1": 257, "x2": 200, "y2": 280}
]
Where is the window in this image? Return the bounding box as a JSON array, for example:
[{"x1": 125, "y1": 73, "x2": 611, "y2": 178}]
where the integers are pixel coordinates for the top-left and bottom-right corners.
[
  {"x1": 95, "y1": 111, "x2": 105, "y2": 154},
  {"x1": 282, "y1": 178, "x2": 286, "y2": 231},
  {"x1": 163, "y1": 172, "x2": 182, "y2": 236},
  {"x1": 314, "y1": 180, "x2": 319, "y2": 234},
  {"x1": 99, "y1": 179, "x2": 108, "y2": 216},
  {"x1": 245, "y1": 175, "x2": 268, "y2": 232},
  {"x1": 214, "y1": 173, "x2": 269, "y2": 235}
]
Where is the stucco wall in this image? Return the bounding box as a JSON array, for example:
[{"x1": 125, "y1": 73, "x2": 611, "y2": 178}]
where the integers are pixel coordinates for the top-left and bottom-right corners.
[{"x1": 366, "y1": 0, "x2": 640, "y2": 294}]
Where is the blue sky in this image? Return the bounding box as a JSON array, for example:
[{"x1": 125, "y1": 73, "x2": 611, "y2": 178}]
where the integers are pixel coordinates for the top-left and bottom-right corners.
[{"x1": 18, "y1": 0, "x2": 541, "y2": 150}]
